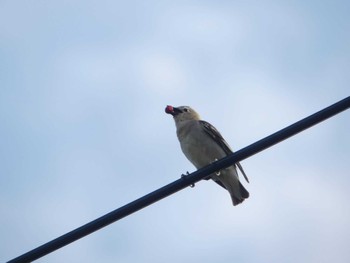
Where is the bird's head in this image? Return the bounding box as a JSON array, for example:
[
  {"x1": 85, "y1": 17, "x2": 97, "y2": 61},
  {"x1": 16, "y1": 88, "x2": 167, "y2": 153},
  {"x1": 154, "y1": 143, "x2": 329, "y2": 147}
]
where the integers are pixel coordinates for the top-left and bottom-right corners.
[{"x1": 165, "y1": 105, "x2": 200, "y2": 122}]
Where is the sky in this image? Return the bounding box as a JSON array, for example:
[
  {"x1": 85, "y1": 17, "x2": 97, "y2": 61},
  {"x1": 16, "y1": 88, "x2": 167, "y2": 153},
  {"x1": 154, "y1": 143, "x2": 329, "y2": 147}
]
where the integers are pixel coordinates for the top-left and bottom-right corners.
[{"x1": 1, "y1": 0, "x2": 349, "y2": 262}]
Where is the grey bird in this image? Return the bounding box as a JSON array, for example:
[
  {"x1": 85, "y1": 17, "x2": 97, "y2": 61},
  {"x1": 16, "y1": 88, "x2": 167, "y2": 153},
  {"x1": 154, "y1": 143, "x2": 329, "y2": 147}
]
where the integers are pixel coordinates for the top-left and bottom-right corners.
[{"x1": 165, "y1": 105, "x2": 249, "y2": 206}]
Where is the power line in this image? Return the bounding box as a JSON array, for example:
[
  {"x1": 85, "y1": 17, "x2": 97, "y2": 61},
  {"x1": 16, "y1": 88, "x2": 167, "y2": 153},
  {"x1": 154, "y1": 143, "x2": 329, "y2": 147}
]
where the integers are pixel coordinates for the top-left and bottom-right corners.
[{"x1": 7, "y1": 96, "x2": 350, "y2": 263}]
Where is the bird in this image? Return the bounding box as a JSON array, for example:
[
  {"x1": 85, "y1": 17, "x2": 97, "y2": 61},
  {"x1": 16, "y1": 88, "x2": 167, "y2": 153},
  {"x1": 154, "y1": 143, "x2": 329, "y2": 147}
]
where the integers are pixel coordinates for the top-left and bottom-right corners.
[{"x1": 165, "y1": 105, "x2": 249, "y2": 206}]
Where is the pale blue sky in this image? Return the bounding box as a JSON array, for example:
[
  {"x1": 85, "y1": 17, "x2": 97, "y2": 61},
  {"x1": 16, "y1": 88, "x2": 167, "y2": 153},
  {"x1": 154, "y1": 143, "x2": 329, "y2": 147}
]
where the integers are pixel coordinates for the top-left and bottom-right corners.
[{"x1": 1, "y1": 1, "x2": 350, "y2": 262}]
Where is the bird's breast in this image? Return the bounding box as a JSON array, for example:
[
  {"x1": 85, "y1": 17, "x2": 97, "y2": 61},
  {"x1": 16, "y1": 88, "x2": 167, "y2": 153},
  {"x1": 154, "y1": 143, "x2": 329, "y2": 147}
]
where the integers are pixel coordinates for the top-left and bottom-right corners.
[{"x1": 179, "y1": 130, "x2": 226, "y2": 169}]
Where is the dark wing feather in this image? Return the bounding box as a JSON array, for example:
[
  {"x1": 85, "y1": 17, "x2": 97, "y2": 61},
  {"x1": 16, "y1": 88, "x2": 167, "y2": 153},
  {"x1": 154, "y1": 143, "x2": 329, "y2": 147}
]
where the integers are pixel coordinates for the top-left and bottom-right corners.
[
  {"x1": 199, "y1": 120, "x2": 250, "y2": 183},
  {"x1": 200, "y1": 121, "x2": 233, "y2": 155},
  {"x1": 236, "y1": 162, "x2": 249, "y2": 183}
]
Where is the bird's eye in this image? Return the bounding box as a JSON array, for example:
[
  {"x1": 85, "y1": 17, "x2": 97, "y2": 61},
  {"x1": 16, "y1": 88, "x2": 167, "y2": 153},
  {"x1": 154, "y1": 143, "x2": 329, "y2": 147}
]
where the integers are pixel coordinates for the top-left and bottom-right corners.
[{"x1": 184, "y1": 108, "x2": 189, "y2": 112}]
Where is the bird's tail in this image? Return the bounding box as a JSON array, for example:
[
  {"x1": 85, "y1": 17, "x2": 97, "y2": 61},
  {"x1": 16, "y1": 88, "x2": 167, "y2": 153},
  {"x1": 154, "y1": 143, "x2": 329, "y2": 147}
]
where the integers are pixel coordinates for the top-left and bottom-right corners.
[{"x1": 231, "y1": 181, "x2": 249, "y2": 206}]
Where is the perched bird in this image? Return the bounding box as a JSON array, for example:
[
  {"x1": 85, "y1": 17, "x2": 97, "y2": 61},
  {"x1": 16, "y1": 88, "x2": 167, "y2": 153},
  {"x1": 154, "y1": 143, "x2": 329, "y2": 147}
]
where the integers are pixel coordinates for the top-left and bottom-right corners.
[{"x1": 165, "y1": 105, "x2": 249, "y2": 206}]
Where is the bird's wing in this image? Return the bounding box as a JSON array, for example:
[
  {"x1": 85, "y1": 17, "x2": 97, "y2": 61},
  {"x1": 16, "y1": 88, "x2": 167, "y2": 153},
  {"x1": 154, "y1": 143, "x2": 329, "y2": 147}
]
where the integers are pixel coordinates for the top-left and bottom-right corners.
[
  {"x1": 236, "y1": 162, "x2": 249, "y2": 183},
  {"x1": 199, "y1": 120, "x2": 250, "y2": 183},
  {"x1": 200, "y1": 121, "x2": 233, "y2": 154}
]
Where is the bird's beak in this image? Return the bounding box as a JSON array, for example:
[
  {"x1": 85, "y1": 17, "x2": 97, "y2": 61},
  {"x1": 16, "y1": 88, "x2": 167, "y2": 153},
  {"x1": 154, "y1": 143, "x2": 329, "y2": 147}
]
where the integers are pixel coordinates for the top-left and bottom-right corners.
[{"x1": 165, "y1": 105, "x2": 181, "y2": 116}]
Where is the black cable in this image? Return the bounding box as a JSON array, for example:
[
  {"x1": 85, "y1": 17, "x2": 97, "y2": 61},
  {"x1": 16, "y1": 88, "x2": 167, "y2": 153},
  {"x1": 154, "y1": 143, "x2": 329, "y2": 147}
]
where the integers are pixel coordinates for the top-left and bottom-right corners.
[{"x1": 7, "y1": 96, "x2": 350, "y2": 263}]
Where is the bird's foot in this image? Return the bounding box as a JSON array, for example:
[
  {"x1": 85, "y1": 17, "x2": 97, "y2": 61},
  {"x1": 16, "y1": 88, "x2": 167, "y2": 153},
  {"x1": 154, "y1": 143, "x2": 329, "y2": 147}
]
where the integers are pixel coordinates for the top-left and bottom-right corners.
[{"x1": 181, "y1": 171, "x2": 195, "y2": 188}]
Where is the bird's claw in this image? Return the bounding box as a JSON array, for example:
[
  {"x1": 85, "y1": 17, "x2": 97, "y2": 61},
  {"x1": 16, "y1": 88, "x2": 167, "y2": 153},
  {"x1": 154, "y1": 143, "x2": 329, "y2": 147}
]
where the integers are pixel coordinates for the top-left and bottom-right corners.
[{"x1": 181, "y1": 172, "x2": 195, "y2": 188}]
